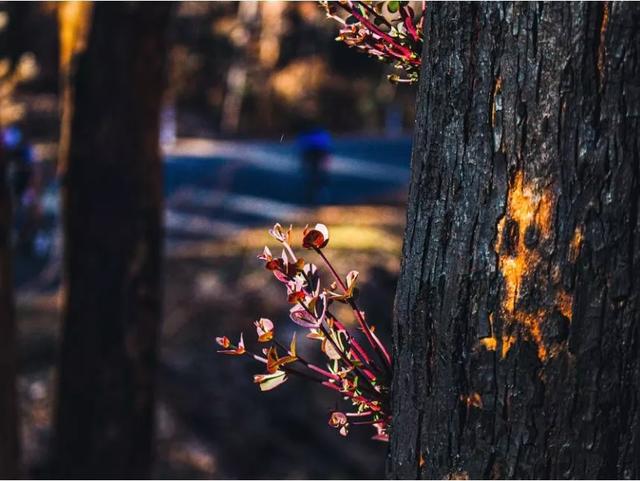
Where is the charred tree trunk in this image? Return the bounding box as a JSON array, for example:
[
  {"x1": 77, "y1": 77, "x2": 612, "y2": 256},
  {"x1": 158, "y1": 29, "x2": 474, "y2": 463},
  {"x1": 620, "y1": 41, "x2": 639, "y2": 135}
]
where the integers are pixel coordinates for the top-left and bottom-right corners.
[
  {"x1": 390, "y1": 3, "x2": 639, "y2": 479},
  {"x1": 0, "y1": 140, "x2": 20, "y2": 479},
  {"x1": 52, "y1": 3, "x2": 172, "y2": 477}
]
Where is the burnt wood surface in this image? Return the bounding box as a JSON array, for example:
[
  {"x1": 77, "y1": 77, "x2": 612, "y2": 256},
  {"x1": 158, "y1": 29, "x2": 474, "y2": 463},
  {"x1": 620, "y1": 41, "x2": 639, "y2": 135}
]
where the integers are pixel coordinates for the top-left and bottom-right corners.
[
  {"x1": 390, "y1": 3, "x2": 639, "y2": 479},
  {"x1": 52, "y1": 3, "x2": 173, "y2": 477}
]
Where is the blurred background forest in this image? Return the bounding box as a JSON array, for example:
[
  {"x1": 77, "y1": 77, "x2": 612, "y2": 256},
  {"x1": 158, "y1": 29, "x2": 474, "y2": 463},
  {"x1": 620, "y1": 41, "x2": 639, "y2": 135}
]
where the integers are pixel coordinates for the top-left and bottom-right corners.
[
  {"x1": 1, "y1": 1, "x2": 415, "y2": 478},
  {"x1": 5, "y1": 1, "x2": 416, "y2": 140}
]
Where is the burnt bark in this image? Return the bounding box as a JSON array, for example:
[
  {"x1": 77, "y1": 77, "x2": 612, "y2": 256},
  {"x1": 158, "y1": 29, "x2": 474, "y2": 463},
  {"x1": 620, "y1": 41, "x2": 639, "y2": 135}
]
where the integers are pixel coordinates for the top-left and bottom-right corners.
[
  {"x1": 0, "y1": 139, "x2": 20, "y2": 479},
  {"x1": 52, "y1": 3, "x2": 173, "y2": 477},
  {"x1": 390, "y1": 3, "x2": 639, "y2": 479}
]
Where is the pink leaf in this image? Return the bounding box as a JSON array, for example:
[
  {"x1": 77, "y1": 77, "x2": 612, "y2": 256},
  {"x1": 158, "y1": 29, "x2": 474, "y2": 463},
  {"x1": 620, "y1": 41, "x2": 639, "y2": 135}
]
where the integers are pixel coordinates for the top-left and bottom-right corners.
[{"x1": 289, "y1": 304, "x2": 320, "y2": 328}]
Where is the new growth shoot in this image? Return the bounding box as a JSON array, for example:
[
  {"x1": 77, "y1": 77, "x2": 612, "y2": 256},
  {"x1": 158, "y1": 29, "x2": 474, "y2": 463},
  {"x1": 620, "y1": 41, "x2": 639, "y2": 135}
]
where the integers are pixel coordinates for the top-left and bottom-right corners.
[
  {"x1": 319, "y1": 1, "x2": 426, "y2": 84},
  {"x1": 216, "y1": 223, "x2": 391, "y2": 441}
]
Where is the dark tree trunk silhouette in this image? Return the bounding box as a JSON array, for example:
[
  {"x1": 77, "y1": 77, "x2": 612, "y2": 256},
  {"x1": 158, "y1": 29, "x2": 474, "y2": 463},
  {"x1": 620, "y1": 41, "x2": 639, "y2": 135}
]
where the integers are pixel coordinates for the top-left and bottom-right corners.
[
  {"x1": 53, "y1": 3, "x2": 173, "y2": 477},
  {"x1": 390, "y1": 3, "x2": 639, "y2": 479},
  {"x1": 0, "y1": 5, "x2": 23, "y2": 474},
  {"x1": 0, "y1": 141, "x2": 20, "y2": 479}
]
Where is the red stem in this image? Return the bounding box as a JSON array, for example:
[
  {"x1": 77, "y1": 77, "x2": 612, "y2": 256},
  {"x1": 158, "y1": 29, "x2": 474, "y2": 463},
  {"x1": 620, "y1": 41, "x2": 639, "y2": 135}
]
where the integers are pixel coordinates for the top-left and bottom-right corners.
[
  {"x1": 328, "y1": 313, "x2": 385, "y2": 380},
  {"x1": 345, "y1": 2, "x2": 420, "y2": 65},
  {"x1": 322, "y1": 381, "x2": 382, "y2": 412},
  {"x1": 273, "y1": 339, "x2": 340, "y2": 381},
  {"x1": 329, "y1": 314, "x2": 373, "y2": 365},
  {"x1": 277, "y1": 266, "x2": 377, "y2": 379},
  {"x1": 317, "y1": 320, "x2": 380, "y2": 394},
  {"x1": 315, "y1": 248, "x2": 392, "y2": 372},
  {"x1": 295, "y1": 300, "x2": 381, "y2": 397}
]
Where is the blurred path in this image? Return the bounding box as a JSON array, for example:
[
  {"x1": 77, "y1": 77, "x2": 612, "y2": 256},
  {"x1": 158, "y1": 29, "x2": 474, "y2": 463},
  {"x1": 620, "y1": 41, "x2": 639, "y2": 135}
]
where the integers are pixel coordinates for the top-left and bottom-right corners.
[
  {"x1": 18, "y1": 136, "x2": 411, "y2": 288},
  {"x1": 163, "y1": 136, "x2": 411, "y2": 246}
]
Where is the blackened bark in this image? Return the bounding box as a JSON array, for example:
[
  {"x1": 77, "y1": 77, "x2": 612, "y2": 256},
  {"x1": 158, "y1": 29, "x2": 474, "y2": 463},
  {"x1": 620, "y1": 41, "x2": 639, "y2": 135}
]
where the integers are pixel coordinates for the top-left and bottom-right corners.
[
  {"x1": 52, "y1": 3, "x2": 173, "y2": 477},
  {"x1": 390, "y1": 3, "x2": 640, "y2": 479},
  {"x1": 0, "y1": 141, "x2": 20, "y2": 478}
]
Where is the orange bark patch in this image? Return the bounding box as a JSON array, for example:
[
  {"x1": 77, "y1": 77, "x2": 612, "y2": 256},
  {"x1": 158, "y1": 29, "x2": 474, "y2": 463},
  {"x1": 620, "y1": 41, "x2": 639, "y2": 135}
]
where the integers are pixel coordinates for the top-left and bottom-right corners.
[
  {"x1": 485, "y1": 174, "x2": 581, "y2": 359},
  {"x1": 569, "y1": 226, "x2": 583, "y2": 263},
  {"x1": 478, "y1": 312, "x2": 498, "y2": 351},
  {"x1": 461, "y1": 392, "x2": 483, "y2": 409},
  {"x1": 495, "y1": 171, "x2": 554, "y2": 360},
  {"x1": 597, "y1": 2, "x2": 609, "y2": 87},
  {"x1": 480, "y1": 337, "x2": 498, "y2": 351},
  {"x1": 501, "y1": 334, "x2": 517, "y2": 359},
  {"x1": 555, "y1": 290, "x2": 573, "y2": 322}
]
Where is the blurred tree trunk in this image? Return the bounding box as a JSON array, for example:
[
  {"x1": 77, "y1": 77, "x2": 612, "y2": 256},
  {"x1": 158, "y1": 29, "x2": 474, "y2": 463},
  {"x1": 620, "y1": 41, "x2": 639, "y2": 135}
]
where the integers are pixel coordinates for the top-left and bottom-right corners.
[
  {"x1": 0, "y1": 4, "x2": 26, "y2": 475},
  {"x1": 0, "y1": 142, "x2": 20, "y2": 478},
  {"x1": 53, "y1": 3, "x2": 173, "y2": 477},
  {"x1": 390, "y1": 3, "x2": 639, "y2": 479},
  {"x1": 220, "y1": 1, "x2": 259, "y2": 135}
]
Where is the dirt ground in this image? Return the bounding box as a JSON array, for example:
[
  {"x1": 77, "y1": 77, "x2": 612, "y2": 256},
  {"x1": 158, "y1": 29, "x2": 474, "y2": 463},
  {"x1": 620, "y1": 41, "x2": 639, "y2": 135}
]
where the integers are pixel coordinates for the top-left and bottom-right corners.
[{"x1": 16, "y1": 204, "x2": 405, "y2": 479}]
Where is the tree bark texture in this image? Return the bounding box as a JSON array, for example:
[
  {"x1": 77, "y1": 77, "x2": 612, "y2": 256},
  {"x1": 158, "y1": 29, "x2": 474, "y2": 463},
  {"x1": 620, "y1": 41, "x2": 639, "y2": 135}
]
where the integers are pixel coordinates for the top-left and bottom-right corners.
[
  {"x1": 53, "y1": 3, "x2": 172, "y2": 477},
  {"x1": 0, "y1": 141, "x2": 20, "y2": 479},
  {"x1": 390, "y1": 3, "x2": 639, "y2": 479}
]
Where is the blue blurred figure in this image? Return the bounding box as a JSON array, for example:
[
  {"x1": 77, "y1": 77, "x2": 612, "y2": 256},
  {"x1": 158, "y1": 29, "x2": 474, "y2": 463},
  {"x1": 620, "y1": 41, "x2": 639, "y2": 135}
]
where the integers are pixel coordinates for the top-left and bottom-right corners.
[
  {"x1": 3, "y1": 126, "x2": 33, "y2": 197},
  {"x1": 2, "y1": 125, "x2": 39, "y2": 255},
  {"x1": 296, "y1": 122, "x2": 332, "y2": 205}
]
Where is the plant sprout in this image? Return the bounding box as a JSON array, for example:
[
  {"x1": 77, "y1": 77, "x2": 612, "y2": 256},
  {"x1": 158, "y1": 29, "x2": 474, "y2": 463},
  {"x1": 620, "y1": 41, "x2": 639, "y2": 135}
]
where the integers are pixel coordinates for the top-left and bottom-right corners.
[
  {"x1": 319, "y1": 1, "x2": 426, "y2": 84},
  {"x1": 216, "y1": 223, "x2": 391, "y2": 441}
]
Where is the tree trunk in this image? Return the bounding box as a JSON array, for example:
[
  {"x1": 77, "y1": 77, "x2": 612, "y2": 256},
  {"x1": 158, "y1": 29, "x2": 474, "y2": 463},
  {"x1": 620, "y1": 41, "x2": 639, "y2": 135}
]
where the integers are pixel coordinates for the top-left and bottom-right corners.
[
  {"x1": 0, "y1": 140, "x2": 20, "y2": 479},
  {"x1": 390, "y1": 3, "x2": 639, "y2": 479},
  {"x1": 52, "y1": 3, "x2": 172, "y2": 477}
]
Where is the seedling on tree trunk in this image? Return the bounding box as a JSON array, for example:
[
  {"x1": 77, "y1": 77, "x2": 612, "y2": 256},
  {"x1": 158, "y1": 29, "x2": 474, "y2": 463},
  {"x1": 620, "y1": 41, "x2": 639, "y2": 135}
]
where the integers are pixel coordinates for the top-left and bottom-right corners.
[
  {"x1": 216, "y1": 223, "x2": 392, "y2": 441},
  {"x1": 319, "y1": 1, "x2": 426, "y2": 84}
]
